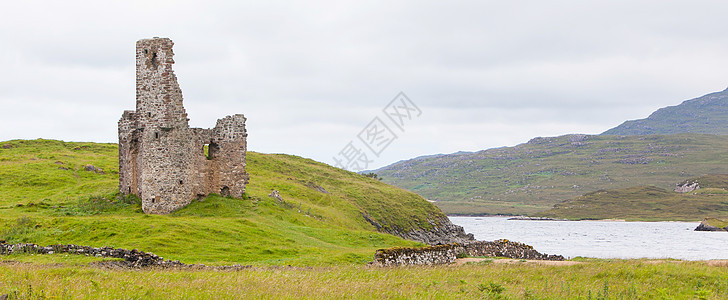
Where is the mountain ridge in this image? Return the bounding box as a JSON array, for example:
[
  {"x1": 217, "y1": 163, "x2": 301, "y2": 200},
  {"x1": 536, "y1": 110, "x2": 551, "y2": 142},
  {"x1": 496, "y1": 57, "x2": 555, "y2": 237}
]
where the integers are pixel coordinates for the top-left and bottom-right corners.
[{"x1": 602, "y1": 87, "x2": 728, "y2": 135}]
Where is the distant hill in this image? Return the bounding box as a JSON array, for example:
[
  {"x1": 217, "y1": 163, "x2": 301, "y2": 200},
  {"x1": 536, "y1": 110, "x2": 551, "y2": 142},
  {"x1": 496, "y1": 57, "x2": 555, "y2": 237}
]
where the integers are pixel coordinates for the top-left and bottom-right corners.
[
  {"x1": 375, "y1": 134, "x2": 728, "y2": 216},
  {"x1": 0, "y1": 139, "x2": 463, "y2": 265},
  {"x1": 535, "y1": 174, "x2": 728, "y2": 221},
  {"x1": 602, "y1": 87, "x2": 728, "y2": 135}
]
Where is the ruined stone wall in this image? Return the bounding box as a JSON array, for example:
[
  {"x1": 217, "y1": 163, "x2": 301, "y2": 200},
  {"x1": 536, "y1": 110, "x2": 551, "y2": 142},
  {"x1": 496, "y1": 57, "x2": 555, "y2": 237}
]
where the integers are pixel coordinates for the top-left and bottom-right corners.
[
  {"x1": 119, "y1": 37, "x2": 248, "y2": 214},
  {"x1": 371, "y1": 244, "x2": 461, "y2": 267}
]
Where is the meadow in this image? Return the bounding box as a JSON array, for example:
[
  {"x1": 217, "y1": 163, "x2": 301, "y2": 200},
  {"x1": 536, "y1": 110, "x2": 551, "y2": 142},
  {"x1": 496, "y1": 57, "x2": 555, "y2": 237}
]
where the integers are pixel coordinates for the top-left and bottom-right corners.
[{"x1": 2, "y1": 257, "x2": 728, "y2": 299}]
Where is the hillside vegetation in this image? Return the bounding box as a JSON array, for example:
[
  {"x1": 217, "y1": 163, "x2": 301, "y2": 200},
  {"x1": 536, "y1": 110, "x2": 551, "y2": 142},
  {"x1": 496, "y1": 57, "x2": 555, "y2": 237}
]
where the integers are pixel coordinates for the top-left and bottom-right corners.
[
  {"x1": 603, "y1": 88, "x2": 728, "y2": 135},
  {"x1": 536, "y1": 175, "x2": 728, "y2": 221},
  {"x1": 0, "y1": 139, "x2": 453, "y2": 265},
  {"x1": 375, "y1": 134, "x2": 728, "y2": 216}
]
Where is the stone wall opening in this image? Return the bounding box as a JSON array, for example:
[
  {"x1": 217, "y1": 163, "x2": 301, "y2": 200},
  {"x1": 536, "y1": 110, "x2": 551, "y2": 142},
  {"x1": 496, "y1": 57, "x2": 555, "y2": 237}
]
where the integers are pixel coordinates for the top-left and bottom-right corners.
[
  {"x1": 203, "y1": 142, "x2": 218, "y2": 160},
  {"x1": 150, "y1": 52, "x2": 158, "y2": 68}
]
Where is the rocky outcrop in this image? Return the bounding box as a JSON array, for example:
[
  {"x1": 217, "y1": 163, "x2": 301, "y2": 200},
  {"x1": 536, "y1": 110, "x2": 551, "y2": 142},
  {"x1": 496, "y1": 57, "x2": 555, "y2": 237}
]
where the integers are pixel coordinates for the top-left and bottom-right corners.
[
  {"x1": 363, "y1": 214, "x2": 475, "y2": 245},
  {"x1": 675, "y1": 181, "x2": 700, "y2": 193},
  {"x1": 371, "y1": 239, "x2": 564, "y2": 267},
  {"x1": 695, "y1": 218, "x2": 728, "y2": 231}
]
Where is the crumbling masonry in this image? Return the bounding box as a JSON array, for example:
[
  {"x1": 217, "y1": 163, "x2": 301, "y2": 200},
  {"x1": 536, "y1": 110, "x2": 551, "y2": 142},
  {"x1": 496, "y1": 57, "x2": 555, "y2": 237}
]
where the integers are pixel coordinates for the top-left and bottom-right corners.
[{"x1": 119, "y1": 38, "x2": 249, "y2": 214}]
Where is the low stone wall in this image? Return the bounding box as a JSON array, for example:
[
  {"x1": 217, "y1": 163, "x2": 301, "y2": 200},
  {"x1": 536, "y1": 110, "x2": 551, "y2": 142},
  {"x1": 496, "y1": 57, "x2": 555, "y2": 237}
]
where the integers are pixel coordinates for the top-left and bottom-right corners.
[
  {"x1": 371, "y1": 239, "x2": 564, "y2": 267},
  {"x1": 371, "y1": 244, "x2": 460, "y2": 267},
  {"x1": 0, "y1": 242, "x2": 249, "y2": 269}
]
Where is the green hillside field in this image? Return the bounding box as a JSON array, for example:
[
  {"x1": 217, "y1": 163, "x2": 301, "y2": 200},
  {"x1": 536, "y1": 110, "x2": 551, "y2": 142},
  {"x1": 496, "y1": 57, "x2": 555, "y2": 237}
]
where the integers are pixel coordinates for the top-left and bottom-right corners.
[
  {"x1": 375, "y1": 134, "x2": 728, "y2": 216},
  {"x1": 536, "y1": 174, "x2": 728, "y2": 221},
  {"x1": 0, "y1": 139, "x2": 452, "y2": 266}
]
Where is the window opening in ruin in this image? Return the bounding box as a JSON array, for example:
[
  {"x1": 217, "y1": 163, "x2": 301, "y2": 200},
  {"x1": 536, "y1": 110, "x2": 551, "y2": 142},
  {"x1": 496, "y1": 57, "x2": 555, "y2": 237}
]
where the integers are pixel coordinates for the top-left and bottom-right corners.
[
  {"x1": 221, "y1": 186, "x2": 230, "y2": 197},
  {"x1": 147, "y1": 112, "x2": 151, "y2": 118},
  {"x1": 204, "y1": 142, "x2": 218, "y2": 160},
  {"x1": 150, "y1": 52, "x2": 158, "y2": 68},
  {"x1": 154, "y1": 132, "x2": 159, "y2": 139},
  {"x1": 144, "y1": 49, "x2": 148, "y2": 54},
  {"x1": 151, "y1": 197, "x2": 156, "y2": 204},
  {"x1": 179, "y1": 180, "x2": 183, "y2": 185}
]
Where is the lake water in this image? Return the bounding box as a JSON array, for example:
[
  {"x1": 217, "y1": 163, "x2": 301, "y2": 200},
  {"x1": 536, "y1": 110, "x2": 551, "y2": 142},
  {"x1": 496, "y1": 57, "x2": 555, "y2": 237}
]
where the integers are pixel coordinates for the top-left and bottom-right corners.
[{"x1": 450, "y1": 216, "x2": 728, "y2": 260}]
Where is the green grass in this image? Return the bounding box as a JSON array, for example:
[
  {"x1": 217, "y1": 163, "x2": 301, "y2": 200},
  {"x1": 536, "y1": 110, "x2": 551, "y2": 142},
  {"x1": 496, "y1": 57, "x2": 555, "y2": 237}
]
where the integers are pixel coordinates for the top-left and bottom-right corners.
[
  {"x1": 376, "y1": 134, "x2": 728, "y2": 216},
  {"x1": 1, "y1": 258, "x2": 727, "y2": 299},
  {"x1": 0, "y1": 139, "x2": 118, "y2": 206},
  {"x1": 703, "y1": 217, "x2": 728, "y2": 229},
  {"x1": 536, "y1": 175, "x2": 728, "y2": 221},
  {"x1": 0, "y1": 139, "x2": 453, "y2": 266}
]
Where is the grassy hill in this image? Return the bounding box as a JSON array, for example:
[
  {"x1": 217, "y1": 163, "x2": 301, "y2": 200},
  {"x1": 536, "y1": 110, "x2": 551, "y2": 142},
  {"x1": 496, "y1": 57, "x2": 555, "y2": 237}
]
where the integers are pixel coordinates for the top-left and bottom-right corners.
[
  {"x1": 535, "y1": 175, "x2": 728, "y2": 221},
  {"x1": 602, "y1": 87, "x2": 728, "y2": 135},
  {"x1": 375, "y1": 134, "x2": 728, "y2": 216},
  {"x1": 0, "y1": 139, "x2": 453, "y2": 266}
]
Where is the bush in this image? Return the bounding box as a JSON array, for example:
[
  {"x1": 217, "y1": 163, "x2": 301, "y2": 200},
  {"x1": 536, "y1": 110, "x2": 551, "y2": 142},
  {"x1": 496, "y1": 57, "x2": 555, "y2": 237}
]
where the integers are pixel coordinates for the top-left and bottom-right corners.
[{"x1": 478, "y1": 282, "x2": 505, "y2": 294}]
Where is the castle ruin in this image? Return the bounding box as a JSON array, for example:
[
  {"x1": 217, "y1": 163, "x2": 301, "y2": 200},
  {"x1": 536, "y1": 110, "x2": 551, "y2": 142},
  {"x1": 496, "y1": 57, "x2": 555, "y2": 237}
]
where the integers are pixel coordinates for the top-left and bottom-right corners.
[{"x1": 118, "y1": 37, "x2": 249, "y2": 214}]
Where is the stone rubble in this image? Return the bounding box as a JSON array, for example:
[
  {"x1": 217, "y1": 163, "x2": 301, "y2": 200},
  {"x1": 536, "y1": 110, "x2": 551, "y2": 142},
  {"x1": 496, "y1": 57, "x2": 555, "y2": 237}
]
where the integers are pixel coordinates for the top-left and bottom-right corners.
[{"x1": 0, "y1": 242, "x2": 250, "y2": 270}]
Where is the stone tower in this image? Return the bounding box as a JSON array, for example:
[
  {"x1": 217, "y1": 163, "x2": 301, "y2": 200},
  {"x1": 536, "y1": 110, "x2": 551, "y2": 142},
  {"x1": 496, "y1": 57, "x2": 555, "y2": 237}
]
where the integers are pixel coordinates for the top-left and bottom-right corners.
[{"x1": 118, "y1": 37, "x2": 249, "y2": 214}]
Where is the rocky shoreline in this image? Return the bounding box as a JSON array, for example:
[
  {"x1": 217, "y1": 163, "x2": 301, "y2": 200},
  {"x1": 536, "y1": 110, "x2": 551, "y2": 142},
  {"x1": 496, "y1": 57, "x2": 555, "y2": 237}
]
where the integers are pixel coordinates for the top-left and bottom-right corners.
[
  {"x1": 507, "y1": 216, "x2": 569, "y2": 221},
  {"x1": 694, "y1": 218, "x2": 728, "y2": 232}
]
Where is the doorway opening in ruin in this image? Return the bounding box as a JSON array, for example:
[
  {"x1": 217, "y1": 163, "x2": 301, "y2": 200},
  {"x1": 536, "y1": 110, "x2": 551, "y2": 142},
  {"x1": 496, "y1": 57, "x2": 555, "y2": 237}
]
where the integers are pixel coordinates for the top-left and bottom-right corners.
[{"x1": 221, "y1": 186, "x2": 230, "y2": 197}]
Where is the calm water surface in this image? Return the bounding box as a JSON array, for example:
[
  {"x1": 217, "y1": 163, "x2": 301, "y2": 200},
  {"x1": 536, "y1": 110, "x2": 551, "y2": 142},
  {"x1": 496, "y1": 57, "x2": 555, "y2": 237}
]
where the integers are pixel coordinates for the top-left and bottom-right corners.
[{"x1": 450, "y1": 216, "x2": 728, "y2": 260}]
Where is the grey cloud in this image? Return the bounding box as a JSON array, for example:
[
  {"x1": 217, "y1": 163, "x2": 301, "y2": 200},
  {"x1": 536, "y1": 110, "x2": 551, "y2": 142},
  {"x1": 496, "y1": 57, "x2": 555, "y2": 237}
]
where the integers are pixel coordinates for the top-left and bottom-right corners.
[{"x1": 2, "y1": 0, "x2": 728, "y2": 168}]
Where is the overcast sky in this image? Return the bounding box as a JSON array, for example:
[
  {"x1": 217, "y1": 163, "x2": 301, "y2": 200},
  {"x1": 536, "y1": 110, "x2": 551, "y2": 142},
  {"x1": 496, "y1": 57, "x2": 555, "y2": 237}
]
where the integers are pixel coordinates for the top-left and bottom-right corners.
[{"x1": 2, "y1": 1, "x2": 727, "y2": 170}]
